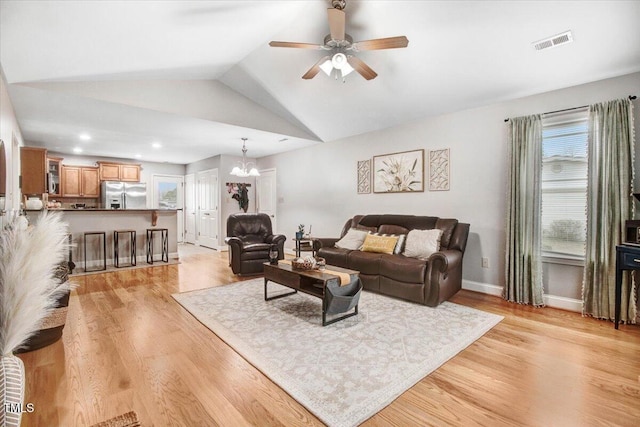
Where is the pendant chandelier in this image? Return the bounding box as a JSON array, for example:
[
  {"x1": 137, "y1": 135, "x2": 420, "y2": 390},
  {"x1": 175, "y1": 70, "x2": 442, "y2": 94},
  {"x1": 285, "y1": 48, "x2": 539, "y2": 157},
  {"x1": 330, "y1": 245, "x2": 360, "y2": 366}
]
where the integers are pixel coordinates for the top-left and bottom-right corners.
[{"x1": 230, "y1": 138, "x2": 260, "y2": 177}]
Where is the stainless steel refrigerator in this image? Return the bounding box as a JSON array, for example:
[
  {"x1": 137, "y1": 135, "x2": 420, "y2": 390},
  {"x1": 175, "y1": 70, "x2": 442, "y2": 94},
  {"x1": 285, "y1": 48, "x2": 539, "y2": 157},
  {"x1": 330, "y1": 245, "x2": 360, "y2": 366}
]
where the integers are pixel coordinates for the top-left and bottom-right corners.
[{"x1": 101, "y1": 181, "x2": 147, "y2": 209}]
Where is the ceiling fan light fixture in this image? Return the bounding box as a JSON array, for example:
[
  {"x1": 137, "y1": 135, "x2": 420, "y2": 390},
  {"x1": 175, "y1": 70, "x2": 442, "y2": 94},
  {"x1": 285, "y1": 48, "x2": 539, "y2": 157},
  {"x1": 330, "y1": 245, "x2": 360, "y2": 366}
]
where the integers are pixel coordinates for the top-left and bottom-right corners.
[
  {"x1": 319, "y1": 58, "x2": 333, "y2": 76},
  {"x1": 341, "y1": 60, "x2": 354, "y2": 76},
  {"x1": 269, "y1": 0, "x2": 407, "y2": 82},
  {"x1": 331, "y1": 52, "x2": 348, "y2": 69},
  {"x1": 319, "y1": 53, "x2": 355, "y2": 79}
]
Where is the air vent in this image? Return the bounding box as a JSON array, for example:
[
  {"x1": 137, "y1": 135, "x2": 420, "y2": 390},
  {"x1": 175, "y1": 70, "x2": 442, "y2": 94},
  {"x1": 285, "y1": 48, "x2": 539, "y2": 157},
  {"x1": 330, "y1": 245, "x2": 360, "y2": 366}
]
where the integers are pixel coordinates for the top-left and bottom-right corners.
[{"x1": 533, "y1": 30, "x2": 573, "y2": 51}]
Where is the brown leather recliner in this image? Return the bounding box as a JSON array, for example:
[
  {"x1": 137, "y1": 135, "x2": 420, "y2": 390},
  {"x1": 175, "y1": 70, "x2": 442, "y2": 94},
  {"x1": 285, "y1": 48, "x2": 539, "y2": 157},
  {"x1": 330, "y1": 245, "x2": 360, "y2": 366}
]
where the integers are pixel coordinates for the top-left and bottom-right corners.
[{"x1": 225, "y1": 213, "x2": 286, "y2": 275}]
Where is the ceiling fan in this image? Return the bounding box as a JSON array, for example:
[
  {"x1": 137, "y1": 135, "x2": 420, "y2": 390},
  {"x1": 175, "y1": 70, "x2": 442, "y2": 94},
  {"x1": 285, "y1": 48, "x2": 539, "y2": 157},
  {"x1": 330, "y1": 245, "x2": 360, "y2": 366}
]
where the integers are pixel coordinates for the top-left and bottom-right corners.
[{"x1": 269, "y1": 0, "x2": 408, "y2": 81}]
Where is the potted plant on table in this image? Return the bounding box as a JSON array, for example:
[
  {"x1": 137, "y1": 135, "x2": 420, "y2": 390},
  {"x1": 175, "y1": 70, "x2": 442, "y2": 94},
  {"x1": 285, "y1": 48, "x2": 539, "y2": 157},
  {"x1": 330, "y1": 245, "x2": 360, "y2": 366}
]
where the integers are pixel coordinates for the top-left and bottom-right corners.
[
  {"x1": 296, "y1": 224, "x2": 305, "y2": 240},
  {"x1": 0, "y1": 212, "x2": 70, "y2": 427}
]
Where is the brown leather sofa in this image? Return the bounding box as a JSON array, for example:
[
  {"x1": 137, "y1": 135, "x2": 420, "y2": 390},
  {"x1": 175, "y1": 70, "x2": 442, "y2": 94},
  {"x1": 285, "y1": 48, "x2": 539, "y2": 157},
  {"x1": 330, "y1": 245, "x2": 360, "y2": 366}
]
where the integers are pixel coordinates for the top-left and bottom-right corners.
[
  {"x1": 313, "y1": 214, "x2": 469, "y2": 307},
  {"x1": 225, "y1": 213, "x2": 286, "y2": 275}
]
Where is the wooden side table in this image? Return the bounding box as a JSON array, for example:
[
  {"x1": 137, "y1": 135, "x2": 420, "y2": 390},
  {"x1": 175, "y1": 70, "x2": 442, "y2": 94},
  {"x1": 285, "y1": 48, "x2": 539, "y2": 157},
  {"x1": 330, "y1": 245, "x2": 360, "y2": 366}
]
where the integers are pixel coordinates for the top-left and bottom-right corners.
[{"x1": 295, "y1": 237, "x2": 315, "y2": 258}]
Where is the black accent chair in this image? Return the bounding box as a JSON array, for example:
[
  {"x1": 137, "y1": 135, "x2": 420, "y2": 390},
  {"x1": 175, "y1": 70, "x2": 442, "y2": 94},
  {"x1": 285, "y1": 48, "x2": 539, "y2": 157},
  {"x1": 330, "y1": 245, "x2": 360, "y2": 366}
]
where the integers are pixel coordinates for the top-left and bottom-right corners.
[{"x1": 225, "y1": 213, "x2": 286, "y2": 275}]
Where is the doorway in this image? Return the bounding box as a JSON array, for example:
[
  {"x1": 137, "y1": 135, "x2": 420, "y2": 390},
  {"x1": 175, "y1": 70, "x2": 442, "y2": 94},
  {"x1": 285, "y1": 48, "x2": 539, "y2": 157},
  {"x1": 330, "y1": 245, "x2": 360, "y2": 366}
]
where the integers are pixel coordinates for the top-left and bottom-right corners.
[
  {"x1": 152, "y1": 174, "x2": 185, "y2": 243},
  {"x1": 196, "y1": 168, "x2": 219, "y2": 249}
]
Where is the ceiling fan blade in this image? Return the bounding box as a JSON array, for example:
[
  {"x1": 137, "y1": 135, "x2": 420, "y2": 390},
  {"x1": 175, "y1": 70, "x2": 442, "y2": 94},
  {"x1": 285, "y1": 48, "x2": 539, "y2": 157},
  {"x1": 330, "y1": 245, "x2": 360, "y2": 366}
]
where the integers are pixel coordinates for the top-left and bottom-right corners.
[
  {"x1": 302, "y1": 56, "x2": 331, "y2": 80},
  {"x1": 347, "y1": 56, "x2": 378, "y2": 80},
  {"x1": 269, "y1": 41, "x2": 323, "y2": 49},
  {"x1": 327, "y1": 8, "x2": 345, "y2": 41},
  {"x1": 352, "y1": 36, "x2": 409, "y2": 51}
]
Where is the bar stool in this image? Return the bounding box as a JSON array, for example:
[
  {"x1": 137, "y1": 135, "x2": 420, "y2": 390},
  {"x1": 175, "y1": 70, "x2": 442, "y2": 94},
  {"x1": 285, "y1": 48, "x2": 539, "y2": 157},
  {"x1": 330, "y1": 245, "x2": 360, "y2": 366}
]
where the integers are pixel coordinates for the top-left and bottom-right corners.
[
  {"x1": 146, "y1": 228, "x2": 168, "y2": 264},
  {"x1": 114, "y1": 230, "x2": 136, "y2": 268},
  {"x1": 67, "y1": 233, "x2": 75, "y2": 274},
  {"x1": 84, "y1": 231, "x2": 106, "y2": 272}
]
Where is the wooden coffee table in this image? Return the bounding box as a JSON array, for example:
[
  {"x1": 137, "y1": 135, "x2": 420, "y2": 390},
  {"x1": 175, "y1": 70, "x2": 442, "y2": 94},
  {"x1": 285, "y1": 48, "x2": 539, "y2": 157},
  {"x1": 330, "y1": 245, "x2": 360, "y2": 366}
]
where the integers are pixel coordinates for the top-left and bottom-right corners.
[{"x1": 263, "y1": 261, "x2": 360, "y2": 326}]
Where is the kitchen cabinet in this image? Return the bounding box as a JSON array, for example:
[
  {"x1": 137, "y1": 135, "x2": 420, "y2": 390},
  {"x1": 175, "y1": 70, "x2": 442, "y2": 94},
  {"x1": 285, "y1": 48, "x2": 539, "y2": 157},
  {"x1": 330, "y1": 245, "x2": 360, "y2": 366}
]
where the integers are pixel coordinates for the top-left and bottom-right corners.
[
  {"x1": 20, "y1": 147, "x2": 47, "y2": 195},
  {"x1": 47, "y1": 157, "x2": 63, "y2": 197},
  {"x1": 98, "y1": 162, "x2": 140, "y2": 182},
  {"x1": 61, "y1": 166, "x2": 100, "y2": 197}
]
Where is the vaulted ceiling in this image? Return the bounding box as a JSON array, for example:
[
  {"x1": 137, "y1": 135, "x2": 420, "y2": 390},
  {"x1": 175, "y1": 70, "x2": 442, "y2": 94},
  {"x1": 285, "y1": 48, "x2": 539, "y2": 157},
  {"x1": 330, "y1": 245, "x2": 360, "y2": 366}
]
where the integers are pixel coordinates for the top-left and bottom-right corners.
[{"x1": 1, "y1": 1, "x2": 639, "y2": 164}]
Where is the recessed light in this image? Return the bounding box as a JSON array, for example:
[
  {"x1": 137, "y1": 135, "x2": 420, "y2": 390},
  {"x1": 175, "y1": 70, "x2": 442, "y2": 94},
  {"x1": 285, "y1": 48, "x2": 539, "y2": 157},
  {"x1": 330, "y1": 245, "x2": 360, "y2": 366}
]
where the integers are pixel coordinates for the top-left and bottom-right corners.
[
  {"x1": 79, "y1": 133, "x2": 91, "y2": 141},
  {"x1": 152, "y1": 142, "x2": 162, "y2": 149},
  {"x1": 73, "y1": 147, "x2": 83, "y2": 153},
  {"x1": 135, "y1": 154, "x2": 142, "y2": 159}
]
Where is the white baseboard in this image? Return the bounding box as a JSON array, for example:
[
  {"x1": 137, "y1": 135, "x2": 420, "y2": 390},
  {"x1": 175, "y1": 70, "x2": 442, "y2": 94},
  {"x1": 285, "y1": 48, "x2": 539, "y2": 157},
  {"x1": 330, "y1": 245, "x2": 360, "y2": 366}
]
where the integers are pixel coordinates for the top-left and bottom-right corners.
[
  {"x1": 461, "y1": 280, "x2": 581, "y2": 312},
  {"x1": 542, "y1": 294, "x2": 582, "y2": 312},
  {"x1": 462, "y1": 280, "x2": 503, "y2": 297}
]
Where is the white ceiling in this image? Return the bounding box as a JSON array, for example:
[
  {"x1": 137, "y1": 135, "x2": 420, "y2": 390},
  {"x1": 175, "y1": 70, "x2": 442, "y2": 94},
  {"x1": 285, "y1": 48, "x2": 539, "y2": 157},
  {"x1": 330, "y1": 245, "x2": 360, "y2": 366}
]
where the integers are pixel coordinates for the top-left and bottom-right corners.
[{"x1": 1, "y1": 1, "x2": 639, "y2": 164}]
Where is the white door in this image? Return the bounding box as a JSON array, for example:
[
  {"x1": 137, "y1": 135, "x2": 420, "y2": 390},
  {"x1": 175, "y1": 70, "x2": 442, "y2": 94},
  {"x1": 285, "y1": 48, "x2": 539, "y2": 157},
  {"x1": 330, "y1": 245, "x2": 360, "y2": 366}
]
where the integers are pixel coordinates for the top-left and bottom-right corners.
[
  {"x1": 184, "y1": 174, "x2": 196, "y2": 244},
  {"x1": 152, "y1": 174, "x2": 185, "y2": 243},
  {"x1": 257, "y1": 169, "x2": 277, "y2": 232},
  {"x1": 197, "y1": 169, "x2": 218, "y2": 249}
]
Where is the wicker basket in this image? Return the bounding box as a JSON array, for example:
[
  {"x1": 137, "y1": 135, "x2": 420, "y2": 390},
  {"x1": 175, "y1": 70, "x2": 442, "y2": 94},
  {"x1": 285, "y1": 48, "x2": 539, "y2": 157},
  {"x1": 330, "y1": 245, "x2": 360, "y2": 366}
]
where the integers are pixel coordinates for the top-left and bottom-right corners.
[{"x1": 292, "y1": 258, "x2": 317, "y2": 270}]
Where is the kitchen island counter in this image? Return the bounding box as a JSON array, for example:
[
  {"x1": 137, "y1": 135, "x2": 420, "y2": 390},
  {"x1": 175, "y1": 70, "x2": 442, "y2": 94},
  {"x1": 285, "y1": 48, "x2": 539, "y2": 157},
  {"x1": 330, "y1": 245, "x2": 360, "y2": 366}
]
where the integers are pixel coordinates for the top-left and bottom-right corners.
[
  {"x1": 26, "y1": 209, "x2": 179, "y2": 271},
  {"x1": 44, "y1": 208, "x2": 179, "y2": 212}
]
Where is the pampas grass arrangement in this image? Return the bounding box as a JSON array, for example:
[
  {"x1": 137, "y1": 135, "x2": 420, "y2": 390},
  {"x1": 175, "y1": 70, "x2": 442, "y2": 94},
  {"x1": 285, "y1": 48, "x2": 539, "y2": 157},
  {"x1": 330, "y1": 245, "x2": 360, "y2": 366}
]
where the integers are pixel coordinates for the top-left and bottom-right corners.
[{"x1": 0, "y1": 211, "x2": 71, "y2": 355}]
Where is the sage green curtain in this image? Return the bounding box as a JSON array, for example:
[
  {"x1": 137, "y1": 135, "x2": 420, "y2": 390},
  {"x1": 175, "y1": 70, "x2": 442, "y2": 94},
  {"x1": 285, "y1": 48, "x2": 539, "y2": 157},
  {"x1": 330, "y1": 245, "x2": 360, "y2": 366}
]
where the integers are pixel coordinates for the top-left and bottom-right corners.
[
  {"x1": 583, "y1": 98, "x2": 636, "y2": 323},
  {"x1": 506, "y1": 115, "x2": 544, "y2": 306}
]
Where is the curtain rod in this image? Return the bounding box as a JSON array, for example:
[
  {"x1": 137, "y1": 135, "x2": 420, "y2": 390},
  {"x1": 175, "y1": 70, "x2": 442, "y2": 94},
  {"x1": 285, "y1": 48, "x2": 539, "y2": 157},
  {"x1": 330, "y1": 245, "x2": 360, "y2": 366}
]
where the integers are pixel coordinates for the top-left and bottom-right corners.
[{"x1": 503, "y1": 95, "x2": 637, "y2": 122}]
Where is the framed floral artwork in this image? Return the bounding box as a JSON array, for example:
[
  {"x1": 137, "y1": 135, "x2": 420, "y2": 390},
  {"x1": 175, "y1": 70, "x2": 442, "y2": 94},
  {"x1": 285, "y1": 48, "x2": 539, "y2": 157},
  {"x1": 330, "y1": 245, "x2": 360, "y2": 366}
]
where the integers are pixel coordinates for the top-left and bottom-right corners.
[{"x1": 373, "y1": 149, "x2": 424, "y2": 193}]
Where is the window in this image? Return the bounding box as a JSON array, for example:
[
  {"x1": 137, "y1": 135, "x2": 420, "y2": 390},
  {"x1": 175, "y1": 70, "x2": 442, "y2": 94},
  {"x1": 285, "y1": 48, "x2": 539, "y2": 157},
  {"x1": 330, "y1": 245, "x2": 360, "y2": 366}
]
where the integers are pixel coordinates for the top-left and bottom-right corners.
[{"x1": 541, "y1": 108, "x2": 589, "y2": 259}]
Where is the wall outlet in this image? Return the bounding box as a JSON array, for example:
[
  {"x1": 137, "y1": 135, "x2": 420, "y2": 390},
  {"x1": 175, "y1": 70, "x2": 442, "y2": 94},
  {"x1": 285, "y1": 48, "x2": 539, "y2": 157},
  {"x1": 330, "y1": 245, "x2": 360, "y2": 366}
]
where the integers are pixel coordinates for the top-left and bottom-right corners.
[{"x1": 481, "y1": 257, "x2": 489, "y2": 268}]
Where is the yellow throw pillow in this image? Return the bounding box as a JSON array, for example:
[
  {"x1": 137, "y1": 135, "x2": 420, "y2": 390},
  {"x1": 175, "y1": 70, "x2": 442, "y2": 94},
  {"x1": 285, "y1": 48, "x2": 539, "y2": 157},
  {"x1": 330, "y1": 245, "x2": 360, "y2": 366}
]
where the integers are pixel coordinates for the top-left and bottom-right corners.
[{"x1": 361, "y1": 234, "x2": 399, "y2": 254}]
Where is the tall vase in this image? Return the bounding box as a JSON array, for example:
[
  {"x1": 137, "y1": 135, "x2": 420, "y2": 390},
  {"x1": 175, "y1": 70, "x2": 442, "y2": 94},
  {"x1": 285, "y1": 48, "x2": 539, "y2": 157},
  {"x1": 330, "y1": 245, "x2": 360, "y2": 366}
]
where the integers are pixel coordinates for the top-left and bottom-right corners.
[{"x1": 0, "y1": 355, "x2": 25, "y2": 427}]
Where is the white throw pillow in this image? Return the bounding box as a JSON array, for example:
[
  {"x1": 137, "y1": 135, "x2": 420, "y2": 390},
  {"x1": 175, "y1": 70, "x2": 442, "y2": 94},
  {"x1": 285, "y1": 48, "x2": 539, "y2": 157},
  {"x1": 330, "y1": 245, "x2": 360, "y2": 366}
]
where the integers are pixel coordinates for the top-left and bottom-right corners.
[
  {"x1": 335, "y1": 228, "x2": 370, "y2": 250},
  {"x1": 403, "y1": 229, "x2": 443, "y2": 260}
]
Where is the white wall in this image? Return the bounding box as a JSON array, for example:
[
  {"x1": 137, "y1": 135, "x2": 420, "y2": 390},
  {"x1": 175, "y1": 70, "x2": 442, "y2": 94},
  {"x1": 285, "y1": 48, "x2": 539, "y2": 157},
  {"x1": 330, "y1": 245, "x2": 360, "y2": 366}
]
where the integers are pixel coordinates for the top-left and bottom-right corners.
[
  {"x1": 0, "y1": 64, "x2": 24, "y2": 213},
  {"x1": 187, "y1": 153, "x2": 258, "y2": 247},
  {"x1": 257, "y1": 72, "x2": 640, "y2": 303}
]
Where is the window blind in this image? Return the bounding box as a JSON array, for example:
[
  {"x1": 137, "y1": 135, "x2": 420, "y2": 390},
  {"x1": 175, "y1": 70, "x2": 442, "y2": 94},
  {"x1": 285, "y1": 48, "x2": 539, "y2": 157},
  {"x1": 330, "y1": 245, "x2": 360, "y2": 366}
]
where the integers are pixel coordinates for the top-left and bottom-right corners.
[{"x1": 541, "y1": 108, "x2": 589, "y2": 258}]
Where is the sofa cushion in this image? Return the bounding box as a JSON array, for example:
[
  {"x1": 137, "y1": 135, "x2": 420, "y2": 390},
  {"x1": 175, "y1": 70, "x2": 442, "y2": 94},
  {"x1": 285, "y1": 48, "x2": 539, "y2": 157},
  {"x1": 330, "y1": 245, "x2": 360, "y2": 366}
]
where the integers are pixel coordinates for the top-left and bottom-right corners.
[
  {"x1": 335, "y1": 228, "x2": 369, "y2": 250},
  {"x1": 378, "y1": 224, "x2": 409, "y2": 235},
  {"x1": 317, "y1": 246, "x2": 350, "y2": 268},
  {"x1": 361, "y1": 234, "x2": 399, "y2": 254},
  {"x1": 403, "y1": 229, "x2": 443, "y2": 260},
  {"x1": 380, "y1": 254, "x2": 427, "y2": 283},
  {"x1": 347, "y1": 250, "x2": 382, "y2": 275},
  {"x1": 242, "y1": 243, "x2": 272, "y2": 252},
  {"x1": 435, "y1": 218, "x2": 458, "y2": 249},
  {"x1": 358, "y1": 214, "x2": 438, "y2": 231}
]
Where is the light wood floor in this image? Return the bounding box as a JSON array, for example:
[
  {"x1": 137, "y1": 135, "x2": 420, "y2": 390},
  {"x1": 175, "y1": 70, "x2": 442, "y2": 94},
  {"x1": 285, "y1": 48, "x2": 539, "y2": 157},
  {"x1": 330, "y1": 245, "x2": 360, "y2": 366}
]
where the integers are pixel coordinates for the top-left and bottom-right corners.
[{"x1": 17, "y1": 246, "x2": 640, "y2": 426}]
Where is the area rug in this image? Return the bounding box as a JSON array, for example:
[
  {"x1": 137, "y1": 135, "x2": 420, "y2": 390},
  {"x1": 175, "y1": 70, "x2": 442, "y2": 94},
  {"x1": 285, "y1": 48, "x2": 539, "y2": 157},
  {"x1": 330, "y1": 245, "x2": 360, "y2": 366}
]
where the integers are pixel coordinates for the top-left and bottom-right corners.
[{"x1": 172, "y1": 279, "x2": 503, "y2": 427}]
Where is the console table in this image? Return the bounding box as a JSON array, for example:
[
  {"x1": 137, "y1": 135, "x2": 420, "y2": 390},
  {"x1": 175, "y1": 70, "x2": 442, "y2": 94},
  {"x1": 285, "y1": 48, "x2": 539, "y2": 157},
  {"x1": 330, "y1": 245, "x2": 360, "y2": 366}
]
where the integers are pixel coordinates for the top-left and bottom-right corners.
[{"x1": 614, "y1": 244, "x2": 640, "y2": 329}]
